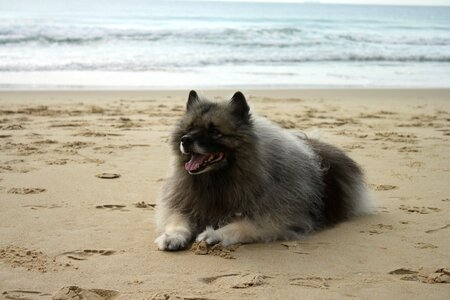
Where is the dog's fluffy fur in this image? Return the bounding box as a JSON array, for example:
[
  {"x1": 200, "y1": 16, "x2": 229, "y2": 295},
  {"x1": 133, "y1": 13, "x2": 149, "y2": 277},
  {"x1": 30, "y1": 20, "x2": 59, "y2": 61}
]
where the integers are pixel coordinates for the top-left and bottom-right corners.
[{"x1": 155, "y1": 91, "x2": 374, "y2": 250}]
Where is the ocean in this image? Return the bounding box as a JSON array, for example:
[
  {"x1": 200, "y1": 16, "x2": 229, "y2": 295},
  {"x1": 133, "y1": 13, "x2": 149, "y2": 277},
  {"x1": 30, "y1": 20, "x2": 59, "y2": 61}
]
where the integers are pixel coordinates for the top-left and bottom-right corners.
[{"x1": 0, "y1": 0, "x2": 450, "y2": 89}]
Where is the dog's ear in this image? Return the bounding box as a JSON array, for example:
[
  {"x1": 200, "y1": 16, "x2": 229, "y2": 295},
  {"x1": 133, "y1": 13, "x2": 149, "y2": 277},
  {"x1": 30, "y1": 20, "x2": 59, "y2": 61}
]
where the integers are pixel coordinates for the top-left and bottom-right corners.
[
  {"x1": 187, "y1": 90, "x2": 199, "y2": 111},
  {"x1": 230, "y1": 91, "x2": 250, "y2": 121}
]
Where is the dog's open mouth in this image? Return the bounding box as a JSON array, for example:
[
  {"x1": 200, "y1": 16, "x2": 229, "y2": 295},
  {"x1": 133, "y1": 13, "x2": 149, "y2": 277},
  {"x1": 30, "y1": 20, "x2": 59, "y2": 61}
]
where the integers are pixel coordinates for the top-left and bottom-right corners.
[{"x1": 185, "y1": 152, "x2": 224, "y2": 173}]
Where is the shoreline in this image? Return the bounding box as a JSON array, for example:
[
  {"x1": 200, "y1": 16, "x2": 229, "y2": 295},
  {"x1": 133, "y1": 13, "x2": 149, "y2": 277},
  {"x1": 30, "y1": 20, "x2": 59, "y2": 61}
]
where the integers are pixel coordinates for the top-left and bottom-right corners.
[
  {"x1": 1, "y1": 87, "x2": 450, "y2": 91},
  {"x1": 1, "y1": 87, "x2": 449, "y2": 97},
  {"x1": 1, "y1": 89, "x2": 450, "y2": 108}
]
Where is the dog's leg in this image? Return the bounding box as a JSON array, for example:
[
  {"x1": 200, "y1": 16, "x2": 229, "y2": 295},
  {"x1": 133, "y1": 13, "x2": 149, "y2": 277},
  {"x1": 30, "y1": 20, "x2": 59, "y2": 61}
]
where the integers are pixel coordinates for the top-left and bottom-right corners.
[
  {"x1": 155, "y1": 212, "x2": 193, "y2": 251},
  {"x1": 196, "y1": 219, "x2": 280, "y2": 246}
]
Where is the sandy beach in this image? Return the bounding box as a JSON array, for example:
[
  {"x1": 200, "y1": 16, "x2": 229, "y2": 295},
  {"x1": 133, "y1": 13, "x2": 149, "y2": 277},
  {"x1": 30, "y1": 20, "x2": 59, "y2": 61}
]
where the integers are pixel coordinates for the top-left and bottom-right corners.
[{"x1": 0, "y1": 89, "x2": 449, "y2": 299}]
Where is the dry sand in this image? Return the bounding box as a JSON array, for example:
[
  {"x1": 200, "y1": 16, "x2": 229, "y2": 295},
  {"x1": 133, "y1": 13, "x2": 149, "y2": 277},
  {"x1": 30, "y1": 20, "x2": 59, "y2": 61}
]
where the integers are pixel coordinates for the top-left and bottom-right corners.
[{"x1": 0, "y1": 89, "x2": 449, "y2": 299}]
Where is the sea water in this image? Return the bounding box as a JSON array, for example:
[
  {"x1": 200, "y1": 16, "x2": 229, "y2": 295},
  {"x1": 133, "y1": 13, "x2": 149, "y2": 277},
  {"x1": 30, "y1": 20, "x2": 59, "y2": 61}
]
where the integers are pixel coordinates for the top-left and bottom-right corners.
[{"x1": 0, "y1": 0, "x2": 449, "y2": 88}]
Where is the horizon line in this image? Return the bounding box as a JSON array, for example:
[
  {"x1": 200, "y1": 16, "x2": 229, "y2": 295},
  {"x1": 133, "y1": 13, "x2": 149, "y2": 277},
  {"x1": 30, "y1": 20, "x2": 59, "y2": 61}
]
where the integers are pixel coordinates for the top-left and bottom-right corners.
[{"x1": 190, "y1": 0, "x2": 450, "y2": 7}]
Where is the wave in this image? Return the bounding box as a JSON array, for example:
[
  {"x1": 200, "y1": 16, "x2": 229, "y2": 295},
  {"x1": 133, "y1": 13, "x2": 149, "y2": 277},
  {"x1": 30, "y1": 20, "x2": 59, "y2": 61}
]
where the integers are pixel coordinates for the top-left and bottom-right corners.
[
  {"x1": 0, "y1": 35, "x2": 104, "y2": 45},
  {"x1": 221, "y1": 55, "x2": 450, "y2": 63},
  {"x1": 1, "y1": 54, "x2": 449, "y2": 72},
  {"x1": 1, "y1": 25, "x2": 449, "y2": 47},
  {"x1": 0, "y1": 26, "x2": 303, "y2": 45},
  {"x1": 335, "y1": 33, "x2": 450, "y2": 46}
]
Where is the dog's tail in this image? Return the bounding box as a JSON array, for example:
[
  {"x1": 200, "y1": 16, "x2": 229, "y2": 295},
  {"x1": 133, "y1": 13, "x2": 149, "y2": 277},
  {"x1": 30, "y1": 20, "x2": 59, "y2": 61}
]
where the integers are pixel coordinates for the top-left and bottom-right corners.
[{"x1": 308, "y1": 139, "x2": 375, "y2": 225}]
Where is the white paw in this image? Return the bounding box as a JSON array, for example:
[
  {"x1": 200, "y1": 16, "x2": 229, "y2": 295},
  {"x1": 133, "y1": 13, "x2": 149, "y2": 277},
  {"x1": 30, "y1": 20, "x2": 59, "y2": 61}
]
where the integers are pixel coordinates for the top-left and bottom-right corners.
[
  {"x1": 196, "y1": 226, "x2": 223, "y2": 245},
  {"x1": 155, "y1": 231, "x2": 189, "y2": 251}
]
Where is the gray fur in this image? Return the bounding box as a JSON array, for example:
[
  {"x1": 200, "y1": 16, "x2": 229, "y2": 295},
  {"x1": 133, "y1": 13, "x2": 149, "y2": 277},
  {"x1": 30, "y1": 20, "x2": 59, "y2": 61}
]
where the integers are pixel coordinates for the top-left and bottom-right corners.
[{"x1": 155, "y1": 91, "x2": 374, "y2": 250}]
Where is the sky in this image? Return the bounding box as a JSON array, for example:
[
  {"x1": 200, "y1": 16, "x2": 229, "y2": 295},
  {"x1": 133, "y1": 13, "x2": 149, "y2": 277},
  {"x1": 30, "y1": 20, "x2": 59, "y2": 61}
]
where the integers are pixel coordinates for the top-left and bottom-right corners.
[
  {"x1": 320, "y1": 0, "x2": 450, "y2": 4},
  {"x1": 207, "y1": 0, "x2": 450, "y2": 5}
]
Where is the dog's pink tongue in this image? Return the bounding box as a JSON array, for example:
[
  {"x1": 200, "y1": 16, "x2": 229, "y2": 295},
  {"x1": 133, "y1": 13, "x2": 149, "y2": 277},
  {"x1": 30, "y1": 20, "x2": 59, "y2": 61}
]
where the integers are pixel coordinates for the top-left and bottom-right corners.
[{"x1": 185, "y1": 154, "x2": 209, "y2": 172}]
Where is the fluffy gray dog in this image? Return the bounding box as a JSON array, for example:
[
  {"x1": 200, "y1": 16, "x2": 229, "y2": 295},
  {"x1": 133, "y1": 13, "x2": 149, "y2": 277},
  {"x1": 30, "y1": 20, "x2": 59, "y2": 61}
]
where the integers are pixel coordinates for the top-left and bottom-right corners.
[{"x1": 155, "y1": 91, "x2": 373, "y2": 250}]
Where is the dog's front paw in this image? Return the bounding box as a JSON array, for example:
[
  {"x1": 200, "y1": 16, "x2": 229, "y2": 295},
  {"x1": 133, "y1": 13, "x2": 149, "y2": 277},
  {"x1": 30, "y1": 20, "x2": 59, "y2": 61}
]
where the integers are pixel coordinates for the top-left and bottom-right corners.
[
  {"x1": 155, "y1": 231, "x2": 189, "y2": 251},
  {"x1": 196, "y1": 226, "x2": 223, "y2": 245}
]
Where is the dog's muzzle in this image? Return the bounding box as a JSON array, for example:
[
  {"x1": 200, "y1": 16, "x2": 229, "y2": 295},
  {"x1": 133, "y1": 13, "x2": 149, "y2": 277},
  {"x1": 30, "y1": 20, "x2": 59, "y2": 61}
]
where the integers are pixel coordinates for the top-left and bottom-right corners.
[{"x1": 180, "y1": 134, "x2": 193, "y2": 154}]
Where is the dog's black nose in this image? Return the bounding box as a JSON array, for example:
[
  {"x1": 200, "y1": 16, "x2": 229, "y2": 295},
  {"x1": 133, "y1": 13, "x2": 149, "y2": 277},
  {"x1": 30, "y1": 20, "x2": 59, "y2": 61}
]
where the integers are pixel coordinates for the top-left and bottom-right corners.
[{"x1": 181, "y1": 135, "x2": 193, "y2": 146}]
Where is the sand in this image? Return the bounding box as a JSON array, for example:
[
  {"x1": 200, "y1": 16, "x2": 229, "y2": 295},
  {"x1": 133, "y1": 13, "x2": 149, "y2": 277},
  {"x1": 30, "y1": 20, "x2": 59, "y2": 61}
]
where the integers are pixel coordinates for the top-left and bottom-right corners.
[{"x1": 0, "y1": 89, "x2": 449, "y2": 299}]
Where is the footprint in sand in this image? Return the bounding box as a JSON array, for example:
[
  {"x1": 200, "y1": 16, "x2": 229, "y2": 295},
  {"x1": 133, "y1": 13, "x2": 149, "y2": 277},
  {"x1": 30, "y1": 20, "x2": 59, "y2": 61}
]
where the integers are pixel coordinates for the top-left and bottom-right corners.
[
  {"x1": 280, "y1": 241, "x2": 310, "y2": 254},
  {"x1": 171, "y1": 105, "x2": 184, "y2": 112},
  {"x1": 62, "y1": 141, "x2": 93, "y2": 150},
  {"x1": 405, "y1": 161, "x2": 424, "y2": 168},
  {"x1": 114, "y1": 118, "x2": 143, "y2": 129},
  {"x1": 281, "y1": 241, "x2": 329, "y2": 253},
  {"x1": 75, "y1": 130, "x2": 123, "y2": 137},
  {"x1": 414, "y1": 242, "x2": 438, "y2": 249},
  {"x1": 32, "y1": 139, "x2": 58, "y2": 145},
  {"x1": 95, "y1": 204, "x2": 127, "y2": 211},
  {"x1": 389, "y1": 267, "x2": 450, "y2": 284},
  {"x1": 425, "y1": 224, "x2": 450, "y2": 234},
  {"x1": 59, "y1": 249, "x2": 116, "y2": 261},
  {"x1": 199, "y1": 273, "x2": 267, "y2": 289},
  {"x1": 96, "y1": 173, "x2": 121, "y2": 179},
  {"x1": 425, "y1": 268, "x2": 450, "y2": 283},
  {"x1": 439, "y1": 129, "x2": 450, "y2": 136},
  {"x1": 149, "y1": 292, "x2": 171, "y2": 300},
  {"x1": 46, "y1": 159, "x2": 69, "y2": 165},
  {"x1": 398, "y1": 146, "x2": 420, "y2": 153},
  {"x1": 89, "y1": 105, "x2": 106, "y2": 114},
  {"x1": 134, "y1": 201, "x2": 156, "y2": 209},
  {"x1": 377, "y1": 110, "x2": 397, "y2": 115},
  {"x1": 399, "y1": 205, "x2": 441, "y2": 214},
  {"x1": 289, "y1": 276, "x2": 335, "y2": 289},
  {"x1": 373, "y1": 132, "x2": 418, "y2": 143},
  {"x1": 358, "y1": 112, "x2": 385, "y2": 119},
  {"x1": 4, "y1": 143, "x2": 45, "y2": 156},
  {"x1": 53, "y1": 286, "x2": 119, "y2": 300},
  {"x1": 389, "y1": 268, "x2": 418, "y2": 275},
  {"x1": 342, "y1": 143, "x2": 365, "y2": 151},
  {"x1": 1, "y1": 124, "x2": 25, "y2": 130},
  {"x1": 8, "y1": 187, "x2": 46, "y2": 194},
  {"x1": 0, "y1": 159, "x2": 30, "y2": 173},
  {"x1": 0, "y1": 245, "x2": 68, "y2": 273},
  {"x1": 2, "y1": 290, "x2": 51, "y2": 299},
  {"x1": 49, "y1": 121, "x2": 87, "y2": 128},
  {"x1": 335, "y1": 130, "x2": 368, "y2": 139},
  {"x1": 374, "y1": 184, "x2": 398, "y2": 191},
  {"x1": 23, "y1": 204, "x2": 61, "y2": 210},
  {"x1": 360, "y1": 224, "x2": 393, "y2": 235},
  {"x1": 149, "y1": 292, "x2": 213, "y2": 300}
]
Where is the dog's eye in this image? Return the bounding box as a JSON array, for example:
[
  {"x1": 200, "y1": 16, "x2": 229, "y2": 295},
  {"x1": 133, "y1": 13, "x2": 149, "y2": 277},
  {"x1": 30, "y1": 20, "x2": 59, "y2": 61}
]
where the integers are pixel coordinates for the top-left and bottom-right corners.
[{"x1": 209, "y1": 127, "x2": 222, "y2": 137}]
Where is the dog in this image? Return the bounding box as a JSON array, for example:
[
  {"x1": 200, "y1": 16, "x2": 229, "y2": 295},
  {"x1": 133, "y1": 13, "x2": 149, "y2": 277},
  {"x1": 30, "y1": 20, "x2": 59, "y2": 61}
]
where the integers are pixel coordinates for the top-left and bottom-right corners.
[{"x1": 155, "y1": 90, "x2": 374, "y2": 250}]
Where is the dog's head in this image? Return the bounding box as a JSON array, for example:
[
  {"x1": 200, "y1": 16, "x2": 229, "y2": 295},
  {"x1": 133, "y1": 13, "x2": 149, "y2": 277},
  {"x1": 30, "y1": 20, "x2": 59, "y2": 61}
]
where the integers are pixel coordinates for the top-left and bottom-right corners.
[{"x1": 171, "y1": 90, "x2": 253, "y2": 175}]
